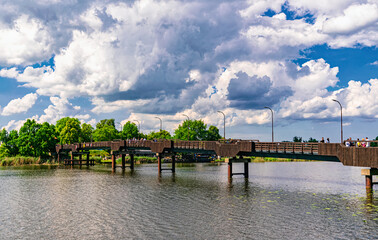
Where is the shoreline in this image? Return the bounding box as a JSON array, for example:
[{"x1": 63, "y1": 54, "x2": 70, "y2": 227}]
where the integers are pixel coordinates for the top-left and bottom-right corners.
[{"x1": 0, "y1": 156, "x2": 315, "y2": 167}]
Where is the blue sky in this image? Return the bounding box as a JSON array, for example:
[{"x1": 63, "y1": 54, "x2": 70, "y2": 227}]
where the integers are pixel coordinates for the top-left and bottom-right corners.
[{"x1": 0, "y1": 0, "x2": 377, "y2": 142}]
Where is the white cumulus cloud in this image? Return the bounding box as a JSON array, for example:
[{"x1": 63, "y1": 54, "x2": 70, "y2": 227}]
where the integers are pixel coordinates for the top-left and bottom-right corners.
[{"x1": 1, "y1": 93, "x2": 38, "y2": 116}]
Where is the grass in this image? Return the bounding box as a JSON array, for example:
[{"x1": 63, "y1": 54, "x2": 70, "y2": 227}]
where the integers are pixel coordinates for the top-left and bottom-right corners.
[{"x1": 0, "y1": 156, "x2": 58, "y2": 166}]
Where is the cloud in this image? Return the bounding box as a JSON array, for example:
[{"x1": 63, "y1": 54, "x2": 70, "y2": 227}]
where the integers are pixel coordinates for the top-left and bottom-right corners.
[
  {"x1": 0, "y1": 0, "x2": 377, "y2": 135},
  {"x1": 227, "y1": 72, "x2": 292, "y2": 109},
  {"x1": 322, "y1": 4, "x2": 378, "y2": 35},
  {"x1": 36, "y1": 97, "x2": 82, "y2": 124},
  {"x1": 0, "y1": 15, "x2": 52, "y2": 66},
  {"x1": 1, "y1": 93, "x2": 38, "y2": 116},
  {"x1": 370, "y1": 61, "x2": 378, "y2": 66}
]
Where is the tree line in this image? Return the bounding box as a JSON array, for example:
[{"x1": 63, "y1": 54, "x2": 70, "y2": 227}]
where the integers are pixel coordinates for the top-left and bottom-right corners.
[{"x1": 0, "y1": 117, "x2": 222, "y2": 158}]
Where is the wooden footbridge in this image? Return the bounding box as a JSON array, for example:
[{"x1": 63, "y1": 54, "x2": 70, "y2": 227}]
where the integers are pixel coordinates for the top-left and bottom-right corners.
[{"x1": 56, "y1": 139, "x2": 378, "y2": 189}]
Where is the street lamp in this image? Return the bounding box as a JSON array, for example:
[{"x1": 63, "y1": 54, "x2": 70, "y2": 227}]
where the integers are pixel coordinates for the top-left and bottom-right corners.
[
  {"x1": 133, "y1": 120, "x2": 140, "y2": 132},
  {"x1": 332, "y1": 99, "x2": 343, "y2": 143},
  {"x1": 217, "y1": 110, "x2": 226, "y2": 139},
  {"x1": 264, "y1": 106, "x2": 274, "y2": 142},
  {"x1": 155, "y1": 117, "x2": 162, "y2": 131},
  {"x1": 182, "y1": 114, "x2": 189, "y2": 141}
]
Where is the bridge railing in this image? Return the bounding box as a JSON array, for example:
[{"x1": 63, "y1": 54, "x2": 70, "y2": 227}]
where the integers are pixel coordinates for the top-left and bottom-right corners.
[
  {"x1": 255, "y1": 142, "x2": 319, "y2": 154},
  {"x1": 173, "y1": 140, "x2": 213, "y2": 150}
]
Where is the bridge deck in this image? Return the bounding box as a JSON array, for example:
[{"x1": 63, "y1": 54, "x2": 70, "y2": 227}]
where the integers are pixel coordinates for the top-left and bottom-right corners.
[{"x1": 56, "y1": 140, "x2": 378, "y2": 168}]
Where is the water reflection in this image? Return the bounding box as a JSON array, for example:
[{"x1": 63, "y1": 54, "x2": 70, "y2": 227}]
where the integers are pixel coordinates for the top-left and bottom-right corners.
[{"x1": 0, "y1": 162, "x2": 378, "y2": 239}]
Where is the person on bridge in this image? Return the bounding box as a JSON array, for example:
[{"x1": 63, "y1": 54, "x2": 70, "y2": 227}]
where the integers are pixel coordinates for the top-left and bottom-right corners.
[
  {"x1": 357, "y1": 138, "x2": 361, "y2": 147},
  {"x1": 366, "y1": 137, "x2": 370, "y2": 147},
  {"x1": 320, "y1": 137, "x2": 325, "y2": 143},
  {"x1": 326, "y1": 138, "x2": 330, "y2": 143}
]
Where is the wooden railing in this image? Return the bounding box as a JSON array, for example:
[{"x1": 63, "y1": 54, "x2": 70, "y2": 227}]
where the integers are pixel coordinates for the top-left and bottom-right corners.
[{"x1": 255, "y1": 142, "x2": 319, "y2": 154}]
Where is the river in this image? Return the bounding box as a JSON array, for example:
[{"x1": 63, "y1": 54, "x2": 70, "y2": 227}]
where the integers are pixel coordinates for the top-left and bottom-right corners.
[{"x1": 0, "y1": 162, "x2": 377, "y2": 239}]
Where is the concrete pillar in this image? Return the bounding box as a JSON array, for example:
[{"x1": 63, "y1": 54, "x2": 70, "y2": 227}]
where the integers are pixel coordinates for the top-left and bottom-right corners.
[
  {"x1": 158, "y1": 154, "x2": 162, "y2": 173},
  {"x1": 228, "y1": 161, "x2": 232, "y2": 179},
  {"x1": 57, "y1": 153, "x2": 60, "y2": 164},
  {"x1": 130, "y1": 154, "x2": 134, "y2": 170},
  {"x1": 244, "y1": 161, "x2": 249, "y2": 178},
  {"x1": 361, "y1": 168, "x2": 377, "y2": 190},
  {"x1": 86, "y1": 153, "x2": 90, "y2": 167},
  {"x1": 112, "y1": 154, "x2": 116, "y2": 172},
  {"x1": 121, "y1": 154, "x2": 125, "y2": 170},
  {"x1": 366, "y1": 175, "x2": 373, "y2": 189},
  {"x1": 172, "y1": 154, "x2": 176, "y2": 173}
]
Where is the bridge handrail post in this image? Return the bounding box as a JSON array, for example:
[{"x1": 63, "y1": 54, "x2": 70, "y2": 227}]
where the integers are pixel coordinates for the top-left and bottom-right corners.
[
  {"x1": 301, "y1": 143, "x2": 304, "y2": 154},
  {"x1": 292, "y1": 143, "x2": 294, "y2": 153}
]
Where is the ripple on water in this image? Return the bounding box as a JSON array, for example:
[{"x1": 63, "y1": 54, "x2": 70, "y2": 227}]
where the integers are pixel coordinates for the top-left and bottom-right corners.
[{"x1": 0, "y1": 162, "x2": 378, "y2": 239}]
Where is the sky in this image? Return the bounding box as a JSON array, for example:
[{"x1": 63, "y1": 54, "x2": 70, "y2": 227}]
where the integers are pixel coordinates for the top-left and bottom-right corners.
[{"x1": 0, "y1": 0, "x2": 377, "y2": 142}]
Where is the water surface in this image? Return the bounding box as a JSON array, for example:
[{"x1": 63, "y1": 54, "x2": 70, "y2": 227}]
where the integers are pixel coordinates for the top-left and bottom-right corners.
[{"x1": 1, "y1": 162, "x2": 377, "y2": 239}]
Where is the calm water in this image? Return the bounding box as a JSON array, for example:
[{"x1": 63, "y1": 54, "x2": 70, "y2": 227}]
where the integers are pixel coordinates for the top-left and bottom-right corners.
[{"x1": 1, "y1": 162, "x2": 378, "y2": 239}]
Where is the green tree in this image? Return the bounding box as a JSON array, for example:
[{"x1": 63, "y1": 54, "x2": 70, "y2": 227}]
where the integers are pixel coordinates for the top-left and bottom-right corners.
[
  {"x1": 0, "y1": 128, "x2": 7, "y2": 143},
  {"x1": 371, "y1": 136, "x2": 378, "y2": 147},
  {"x1": 293, "y1": 136, "x2": 302, "y2": 142},
  {"x1": 0, "y1": 144, "x2": 10, "y2": 158},
  {"x1": 18, "y1": 119, "x2": 41, "y2": 157},
  {"x1": 206, "y1": 125, "x2": 222, "y2": 141},
  {"x1": 80, "y1": 123, "x2": 94, "y2": 142},
  {"x1": 7, "y1": 130, "x2": 19, "y2": 156},
  {"x1": 308, "y1": 137, "x2": 318, "y2": 143},
  {"x1": 93, "y1": 119, "x2": 119, "y2": 141},
  {"x1": 58, "y1": 118, "x2": 82, "y2": 144},
  {"x1": 174, "y1": 120, "x2": 213, "y2": 141},
  {"x1": 147, "y1": 130, "x2": 171, "y2": 140},
  {"x1": 0, "y1": 129, "x2": 19, "y2": 157},
  {"x1": 121, "y1": 121, "x2": 139, "y2": 139},
  {"x1": 35, "y1": 122, "x2": 58, "y2": 158}
]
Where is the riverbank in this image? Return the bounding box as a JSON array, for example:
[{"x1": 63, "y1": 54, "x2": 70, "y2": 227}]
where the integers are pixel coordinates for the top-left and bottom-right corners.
[{"x1": 0, "y1": 157, "x2": 57, "y2": 166}]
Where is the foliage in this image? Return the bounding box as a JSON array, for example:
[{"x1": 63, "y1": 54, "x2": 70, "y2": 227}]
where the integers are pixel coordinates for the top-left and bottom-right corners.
[
  {"x1": 35, "y1": 122, "x2": 58, "y2": 158},
  {"x1": 174, "y1": 120, "x2": 221, "y2": 141},
  {"x1": 371, "y1": 136, "x2": 378, "y2": 147},
  {"x1": 307, "y1": 137, "x2": 318, "y2": 143},
  {"x1": 121, "y1": 121, "x2": 139, "y2": 139},
  {"x1": 18, "y1": 119, "x2": 41, "y2": 157},
  {"x1": 57, "y1": 117, "x2": 82, "y2": 144},
  {"x1": 206, "y1": 126, "x2": 222, "y2": 141},
  {"x1": 147, "y1": 130, "x2": 171, "y2": 140},
  {"x1": 93, "y1": 119, "x2": 119, "y2": 141},
  {"x1": 293, "y1": 136, "x2": 302, "y2": 142},
  {"x1": 81, "y1": 123, "x2": 93, "y2": 142}
]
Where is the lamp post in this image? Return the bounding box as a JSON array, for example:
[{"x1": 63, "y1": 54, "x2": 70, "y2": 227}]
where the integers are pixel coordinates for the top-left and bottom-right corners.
[
  {"x1": 332, "y1": 99, "x2": 343, "y2": 143},
  {"x1": 133, "y1": 120, "x2": 140, "y2": 132},
  {"x1": 182, "y1": 114, "x2": 189, "y2": 141},
  {"x1": 155, "y1": 117, "x2": 162, "y2": 131},
  {"x1": 264, "y1": 106, "x2": 274, "y2": 142},
  {"x1": 217, "y1": 110, "x2": 226, "y2": 139}
]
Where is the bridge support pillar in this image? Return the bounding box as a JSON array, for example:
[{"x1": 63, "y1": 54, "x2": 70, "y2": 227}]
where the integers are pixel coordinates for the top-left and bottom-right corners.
[
  {"x1": 361, "y1": 168, "x2": 378, "y2": 190},
  {"x1": 172, "y1": 154, "x2": 175, "y2": 173},
  {"x1": 86, "y1": 153, "x2": 90, "y2": 167},
  {"x1": 227, "y1": 159, "x2": 232, "y2": 179},
  {"x1": 244, "y1": 161, "x2": 249, "y2": 178},
  {"x1": 70, "y1": 152, "x2": 74, "y2": 166},
  {"x1": 79, "y1": 154, "x2": 82, "y2": 168},
  {"x1": 112, "y1": 154, "x2": 116, "y2": 172},
  {"x1": 130, "y1": 154, "x2": 134, "y2": 170},
  {"x1": 121, "y1": 154, "x2": 126, "y2": 170},
  {"x1": 158, "y1": 154, "x2": 162, "y2": 173}
]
